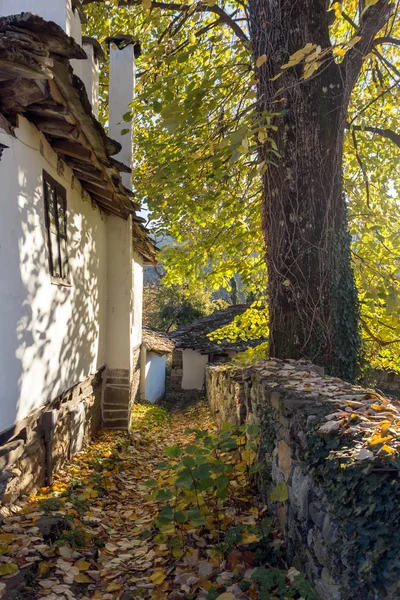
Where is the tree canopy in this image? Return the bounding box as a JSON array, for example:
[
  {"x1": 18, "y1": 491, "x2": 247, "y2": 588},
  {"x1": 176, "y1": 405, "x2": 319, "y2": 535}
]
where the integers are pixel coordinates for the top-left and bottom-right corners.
[{"x1": 83, "y1": 0, "x2": 400, "y2": 374}]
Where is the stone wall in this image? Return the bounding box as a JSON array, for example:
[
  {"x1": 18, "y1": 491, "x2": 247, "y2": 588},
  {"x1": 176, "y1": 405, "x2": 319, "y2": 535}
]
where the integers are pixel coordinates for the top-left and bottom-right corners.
[
  {"x1": 0, "y1": 369, "x2": 103, "y2": 508},
  {"x1": 207, "y1": 360, "x2": 400, "y2": 600},
  {"x1": 102, "y1": 345, "x2": 141, "y2": 430},
  {"x1": 171, "y1": 349, "x2": 183, "y2": 391},
  {"x1": 373, "y1": 369, "x2": 400, "y2": 394}
]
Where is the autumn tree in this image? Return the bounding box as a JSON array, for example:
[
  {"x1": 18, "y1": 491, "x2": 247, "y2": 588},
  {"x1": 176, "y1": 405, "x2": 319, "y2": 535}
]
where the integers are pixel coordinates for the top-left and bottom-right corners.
[{"x1": 83, "y1": 0, "x2": 399, "y2": 381}]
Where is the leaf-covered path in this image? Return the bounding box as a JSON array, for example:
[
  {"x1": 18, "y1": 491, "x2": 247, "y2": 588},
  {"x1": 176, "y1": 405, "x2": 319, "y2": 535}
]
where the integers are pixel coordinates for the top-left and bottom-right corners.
[{"x1": 0, "y1": 399, "x2": 315, "y2": 600}]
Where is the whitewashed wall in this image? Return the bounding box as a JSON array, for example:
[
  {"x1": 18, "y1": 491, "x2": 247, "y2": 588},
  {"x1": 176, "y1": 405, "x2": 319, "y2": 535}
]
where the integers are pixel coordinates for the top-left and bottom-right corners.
[
  {"x1": 182, "y1": 349, "x2": 209, "y2": 390},
  {"x1": 132, "y1": 250, "x2": 143, "y2": 349},
  {"x1": 145, "y1": 352, "x2": 166, "y2": 403},
  {"x1": 0, "y1": 117, "x2": 108, "y2": 433}
]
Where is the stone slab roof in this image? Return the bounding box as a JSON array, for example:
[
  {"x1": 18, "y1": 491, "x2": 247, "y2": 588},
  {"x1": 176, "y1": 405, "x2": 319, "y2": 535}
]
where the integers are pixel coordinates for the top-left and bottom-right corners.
[
  {"x1": 142, "y1": 326, "x2": 174, "y2": 355},
  {"x1": 170, "y1": 304, "x2": 267, "y2": 354},
  {"x1": 0, "y1": 12, "x2": 157, "y2": 264}
]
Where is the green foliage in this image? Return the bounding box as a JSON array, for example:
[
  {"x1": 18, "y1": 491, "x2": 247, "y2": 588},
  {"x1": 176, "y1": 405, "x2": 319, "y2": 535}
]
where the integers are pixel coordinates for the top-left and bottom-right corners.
[
  {"x1": 84, "y1": 2, "x2": 400, "y2": 372},
  {"x1": 130, "y1": 401, "x2": 171, "y2": 431},
  {"x1": 307, "y1": 426, "x2": 400, "y2": 598},
  {"x1": 143, "y1": 280, "x2": 226, "y2": 332},
  {"x1": 37, "y1": 497, "x2": 64, "y2": 514},
  {"x1": 144, "y1": 421, "x2": 315, "y2": 597},
  {"x1": 251, "y1": 567, "x2": 317, "y2": 600}
]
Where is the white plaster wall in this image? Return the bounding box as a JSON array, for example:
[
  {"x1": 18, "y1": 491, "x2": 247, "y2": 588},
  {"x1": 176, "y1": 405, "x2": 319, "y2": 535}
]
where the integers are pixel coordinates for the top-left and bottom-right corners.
[
  {"x1": 108, "y1": 43, "x2": 135, "y2": 189},
  {"x1": 0, "y1": 117, "x2": 107, "y2": 433},
  {"x1": 132, "y1": 250, "x2": 143, "y2": 349},
  {"x1": 81, "y1": 44, "x2": 100, "y2": 119},
  {"x1": 182, "y1": 349, "x2": 209, "y2": 390},
  {"x1": 145, "y1": 352, "x2": 166, "y2": 403},
  {"x1": 105, "y1": 215, "x2": 133, "y2": 371}
]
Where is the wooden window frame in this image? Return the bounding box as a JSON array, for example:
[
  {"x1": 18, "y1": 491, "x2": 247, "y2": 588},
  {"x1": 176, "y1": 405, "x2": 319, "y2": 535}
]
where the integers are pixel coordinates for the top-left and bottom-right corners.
[{"x1": 43, "y1": 171, "x2": 70, "y2": 286}]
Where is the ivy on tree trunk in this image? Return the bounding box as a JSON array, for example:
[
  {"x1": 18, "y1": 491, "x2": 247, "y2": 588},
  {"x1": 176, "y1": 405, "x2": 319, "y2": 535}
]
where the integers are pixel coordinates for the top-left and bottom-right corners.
[{"x1": 248, "y1": 0, "x2": 392, "y2": 381}]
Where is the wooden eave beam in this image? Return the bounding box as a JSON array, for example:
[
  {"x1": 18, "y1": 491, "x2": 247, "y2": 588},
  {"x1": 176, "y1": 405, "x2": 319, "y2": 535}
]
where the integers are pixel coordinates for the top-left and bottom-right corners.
[
  {"x1": 48, "y1": 62, "x2": 130, "y2": 218},
  {"x1": 83, "y1": 182, "x2": 114, "y2": 200},
  {"x1": 51, "y1": 139, "x2": 93, "y2": 160}
]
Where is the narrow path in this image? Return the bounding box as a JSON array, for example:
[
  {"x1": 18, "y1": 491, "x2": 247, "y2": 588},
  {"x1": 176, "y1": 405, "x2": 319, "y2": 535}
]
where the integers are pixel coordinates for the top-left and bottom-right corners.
[{"x1": 0, "y1": 399, "x2": 314, "y2": 600}]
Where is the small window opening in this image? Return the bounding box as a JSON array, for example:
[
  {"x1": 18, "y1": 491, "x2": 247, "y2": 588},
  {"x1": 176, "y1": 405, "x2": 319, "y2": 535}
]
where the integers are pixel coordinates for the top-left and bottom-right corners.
[{"x1": 43, "y1": 171, "x2": 70, "y2": 284}]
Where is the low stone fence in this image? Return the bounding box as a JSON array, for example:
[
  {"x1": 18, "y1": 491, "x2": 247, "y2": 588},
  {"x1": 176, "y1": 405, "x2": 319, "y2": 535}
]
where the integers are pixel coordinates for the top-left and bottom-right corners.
[{"x1": 206, "y1": 360, "x2": 400, "y2": 600}]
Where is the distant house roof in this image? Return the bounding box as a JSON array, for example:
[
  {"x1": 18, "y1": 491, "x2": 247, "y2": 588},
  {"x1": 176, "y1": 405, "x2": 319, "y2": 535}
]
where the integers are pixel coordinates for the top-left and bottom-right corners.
[
  {"x1": 143, "y1": 326, "x2": 175, "y2": 355},
  {"x1": 170, "y1": 305, "x2": 267, "y2": 354},
  {"x1": 0, "y1": 12, "x2": 157, "y2": 265}
]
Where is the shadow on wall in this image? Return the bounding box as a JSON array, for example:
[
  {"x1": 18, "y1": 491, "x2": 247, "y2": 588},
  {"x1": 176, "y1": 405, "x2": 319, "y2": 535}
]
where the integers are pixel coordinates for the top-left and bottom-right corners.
[{"x1": 0, "y1": 135, "x2": 107, "y2": 435}]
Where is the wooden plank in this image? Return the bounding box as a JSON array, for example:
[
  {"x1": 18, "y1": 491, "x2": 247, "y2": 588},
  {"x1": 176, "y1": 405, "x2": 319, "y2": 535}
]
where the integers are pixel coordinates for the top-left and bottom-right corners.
[
  {"x1": 83, "y1": 182, "x2": 114, "y2": 200},
  {"x1": 72, "y1": 170, "x2": 106, "y2": 186},
  {"x1": 28, "y1": 102, "x2": 69, "y2": 117},
  {"x1": 34, "y1": 118, "x2": 79, "y2": 140},
  {"x1": 51, "y1": 139, "x2": 92, "y2": 160},
  {"x1": 64, "y1": 157, "x2": 105, "y2": 179}
]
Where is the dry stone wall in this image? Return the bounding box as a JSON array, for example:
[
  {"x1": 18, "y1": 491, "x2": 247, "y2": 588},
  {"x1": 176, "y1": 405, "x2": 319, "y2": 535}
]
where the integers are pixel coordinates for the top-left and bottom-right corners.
[
  {"x1": 0, "y1": 369, "x2": 103, "y2": 509},
  {"x1": 207, "y1": 360, "x2": 400, "y2": 600}
]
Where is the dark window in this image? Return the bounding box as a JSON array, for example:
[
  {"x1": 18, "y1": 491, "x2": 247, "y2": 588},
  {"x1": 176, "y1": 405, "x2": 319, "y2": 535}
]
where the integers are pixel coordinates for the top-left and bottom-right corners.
[{"x1": 43, "y1": 171, "x2": 69, "y2": 283}]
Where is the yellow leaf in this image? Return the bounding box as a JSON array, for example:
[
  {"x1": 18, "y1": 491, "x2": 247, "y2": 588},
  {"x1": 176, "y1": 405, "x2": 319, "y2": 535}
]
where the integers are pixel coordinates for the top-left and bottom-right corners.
[
  {"x1": 150, "y1": 568, "x2": 167, "y2": 585},
  {"x1": 0, "y1": 534, "x2": 14, "y2": 543},
  {"x1": 380, "y1": 444, "x2": 397, "y2": 455},
  {"x1": 242, "y1": 448, "x2": 257, "y2": 464},
  {"x1": 241, "y1": 531, "x2": 261, "y2": 544},
  {"x1": 258, "y1": 130, "x2": 267, "y2": 143},
  {"x1": 347, "y1": 35, "x2": 361, "y2": 49},
  {"x1": 0, "y1": 544, "x2": 11, "y2": 555},
  {"x1": 216, "y1": 593, "x2": 236, "y2": 600},
  {"x1": 189, "y1": 32, "x2": 196, "y2": 45},
  {"x1": 332, "y1": 1, "x2": 342, "y2": 17},
  {"x1": 107, "y1": 582, "x2": 123, "y2": 591},
  {"x1": 75, "y1": 560, "x2": 91, "y2": 571},
  {"x1": 381, "y1": 421, "x2": 392, "y2": 433},
  {"x1": 256, "y1": 54, "x2": 267, "y2": 68},
  {"x1": 38, "y1": 561, "x2": 52, "y2": 576},
  {"x1": 0, "y1": 563, "x2": 18, "y2": 576},
  {"x1": 75, "y1": 573, "x2": 91, "y2": 583},
  {"x1": 142, "y1": 0, "x2": 152, "y2": 8},
  {"x1": 367, "y1": 434, "x2": 393, "y2": 446},
  {"x1": 370, "y1": 404, "x2": 384, "y2": 411}
]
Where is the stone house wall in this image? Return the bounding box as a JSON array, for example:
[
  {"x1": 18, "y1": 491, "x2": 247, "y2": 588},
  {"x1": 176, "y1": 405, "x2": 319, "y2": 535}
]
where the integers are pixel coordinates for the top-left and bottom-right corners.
[
  {"x1": 0, "y1": 369, "x2": 103, "y2": 509},
  {"x1": 171, "y1": 349, "x2": 183, "y2": 391},
  {"x1": 207, "y1": 360, "x2": 400, "y2": 600}
]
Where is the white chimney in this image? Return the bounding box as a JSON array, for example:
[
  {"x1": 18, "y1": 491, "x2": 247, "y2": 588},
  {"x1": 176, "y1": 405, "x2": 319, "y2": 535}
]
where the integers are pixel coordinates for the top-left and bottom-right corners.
[
  {"x1": 81, "y1": 37, "x2": 104, "y2": 120},
  {"x1": 107, "y1": 35, "x2": 139, "y2": 189}
]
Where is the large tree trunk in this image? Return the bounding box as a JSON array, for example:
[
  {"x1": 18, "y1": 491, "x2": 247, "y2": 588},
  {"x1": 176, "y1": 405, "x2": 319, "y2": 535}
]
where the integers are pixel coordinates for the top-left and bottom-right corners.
[{"x1": 248, "y1": 0, "x2": 390, "y2": 381}]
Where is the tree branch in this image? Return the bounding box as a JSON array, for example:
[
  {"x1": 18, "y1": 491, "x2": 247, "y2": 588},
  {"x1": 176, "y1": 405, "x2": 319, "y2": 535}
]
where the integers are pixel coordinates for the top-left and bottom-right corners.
[
  {"x1": 347, "y1": 123, "x2": 400, "y2": 149},
  {"x1": 360, "y1": 317, "x2": 400, "y2": 347},
  {"x1": 118, "y1": 0, "x2": 249, "y2": 42},
  {"x1": 351, "y1": 129, "x2": 371, "y2": 207},
  {"x1": 373, "y1": 36, "x2": 400, "y2": 46},
  {"x1": 341, "y1": 0, "x2": 393, "y2": 98}
]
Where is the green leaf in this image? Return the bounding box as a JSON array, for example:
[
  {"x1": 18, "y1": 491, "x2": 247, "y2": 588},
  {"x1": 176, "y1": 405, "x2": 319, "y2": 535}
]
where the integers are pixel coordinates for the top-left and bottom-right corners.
[
  {"x1": 270, "y1": 482, "x2": 289, "y2": 502},
  {"x1": 182, "y1": 455, "x2": 196, "y2": 468},
  {"x1": 186, "y1": 508, "x2": 206, "y2": 526},
  {"x1": 165, "y1": 445, "x2": 182, "y2": 459}
]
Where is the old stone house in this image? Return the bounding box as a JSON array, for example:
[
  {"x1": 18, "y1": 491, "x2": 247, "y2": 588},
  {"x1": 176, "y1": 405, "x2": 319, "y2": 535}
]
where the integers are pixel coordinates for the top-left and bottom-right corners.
[
  {"x1": 0, "y1": 1, "x2": 157, "y2": 503},
  {"x1": 170, "y1": 305, "x2": 267, "y2": 391}
]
